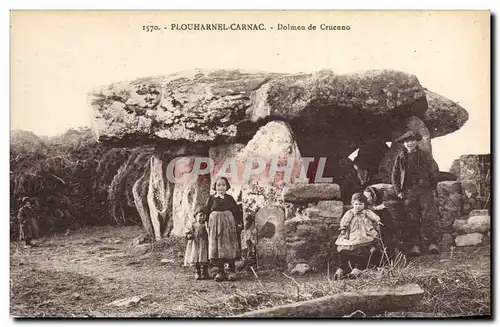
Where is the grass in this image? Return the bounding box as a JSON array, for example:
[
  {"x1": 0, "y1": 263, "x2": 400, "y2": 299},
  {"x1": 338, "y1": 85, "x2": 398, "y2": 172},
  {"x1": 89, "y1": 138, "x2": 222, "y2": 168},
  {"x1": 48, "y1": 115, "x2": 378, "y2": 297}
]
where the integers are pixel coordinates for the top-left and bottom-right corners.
[
  {"x1": 182, "y1": 246, "x2": 491, "y2": 317},
  {"x1": 10, "y1": 226, "x2": 491, "y2": 318}
]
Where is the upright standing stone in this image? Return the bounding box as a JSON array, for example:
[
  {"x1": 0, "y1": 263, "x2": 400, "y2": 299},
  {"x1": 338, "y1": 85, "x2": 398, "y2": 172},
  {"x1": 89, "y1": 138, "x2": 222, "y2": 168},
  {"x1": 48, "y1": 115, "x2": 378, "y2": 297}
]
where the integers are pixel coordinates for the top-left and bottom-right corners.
[
  {"x1": 237, "y1": 121, "x2": 304, "y2": 268},
  {"x1": 255, "y1": 206, "x2": 286, "y2": 267},
  {"x1": 147, "y1": 154, "x2": 169, "y2": 241},
  {"x1": 171, "y1": 156, "x2": 211, "y2": 237},
  {"x1": 132, "y1": 168, "x2": 154, "y2": 237},
  {"x1": 209, "y1": 144, "x2": 245, "y2": 202}
]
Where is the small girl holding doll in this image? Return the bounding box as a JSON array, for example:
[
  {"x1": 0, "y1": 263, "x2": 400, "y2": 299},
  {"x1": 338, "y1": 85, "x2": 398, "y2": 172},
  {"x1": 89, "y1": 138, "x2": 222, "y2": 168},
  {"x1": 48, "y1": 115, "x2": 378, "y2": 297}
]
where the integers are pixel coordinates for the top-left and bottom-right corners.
[
  {"x1": 202, "y1": 176, "x2": 243, "y2": 282},
  {"x1": 334, "y1": 193, "x2": 383, "y2": 280},
  {"x1": 184, "y1": 210, "x2": 210, "y2": 280}
]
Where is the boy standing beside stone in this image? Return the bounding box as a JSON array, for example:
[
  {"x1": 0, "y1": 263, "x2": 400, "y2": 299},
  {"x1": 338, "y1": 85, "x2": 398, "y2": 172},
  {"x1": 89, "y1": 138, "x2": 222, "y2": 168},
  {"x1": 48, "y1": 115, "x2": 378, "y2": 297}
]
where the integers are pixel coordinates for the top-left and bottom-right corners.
[{"x1": 391, "y1": 131, "x2": 440, "y2": 256}]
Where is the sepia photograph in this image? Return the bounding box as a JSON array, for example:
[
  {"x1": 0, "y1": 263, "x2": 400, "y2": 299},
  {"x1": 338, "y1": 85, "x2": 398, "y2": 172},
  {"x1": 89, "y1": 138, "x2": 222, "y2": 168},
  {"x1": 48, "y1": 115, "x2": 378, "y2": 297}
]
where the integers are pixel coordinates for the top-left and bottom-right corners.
[{"x1": 9, "y1": 10, "x2": 491, "y2": 318}]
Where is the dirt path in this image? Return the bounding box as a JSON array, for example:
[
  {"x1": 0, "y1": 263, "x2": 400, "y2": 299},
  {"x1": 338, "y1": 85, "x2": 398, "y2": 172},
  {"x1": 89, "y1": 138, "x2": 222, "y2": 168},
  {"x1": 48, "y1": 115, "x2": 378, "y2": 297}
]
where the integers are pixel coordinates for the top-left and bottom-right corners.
[
  {"x1": 10, "y1": 226, "x2": 491, "y2": 317},
  {"x1": 10, "y1": 226, "x2": 314, "y2": 317}
]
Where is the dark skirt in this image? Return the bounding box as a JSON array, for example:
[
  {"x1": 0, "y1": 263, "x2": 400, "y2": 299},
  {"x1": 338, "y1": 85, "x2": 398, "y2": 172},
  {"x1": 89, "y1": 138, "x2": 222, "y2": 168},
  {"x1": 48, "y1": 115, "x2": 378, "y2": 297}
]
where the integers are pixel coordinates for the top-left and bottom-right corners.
[{"x1": 208, "y1": 210, "x2": 240, "y2": 261}]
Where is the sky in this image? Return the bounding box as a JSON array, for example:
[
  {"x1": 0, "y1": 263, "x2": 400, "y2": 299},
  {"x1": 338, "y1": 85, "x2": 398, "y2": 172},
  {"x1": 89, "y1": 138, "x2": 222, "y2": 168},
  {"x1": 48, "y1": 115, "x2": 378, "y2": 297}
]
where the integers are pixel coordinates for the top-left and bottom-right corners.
[{"x1": 10, "y1": 10, "x2": 490, "y2": 171}]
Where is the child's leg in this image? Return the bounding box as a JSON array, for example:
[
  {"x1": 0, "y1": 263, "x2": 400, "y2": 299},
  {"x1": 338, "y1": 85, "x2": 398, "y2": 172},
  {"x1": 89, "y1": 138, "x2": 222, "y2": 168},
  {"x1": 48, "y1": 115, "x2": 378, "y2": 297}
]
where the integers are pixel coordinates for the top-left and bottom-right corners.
[
  {"x1": 228, "y1": 259, "x2": 236, "y2": 272},
  {"x1": 339, "y1": 251, "x2": 354, "y2": 271},
  {"x1": 335, "y1": 251, "x2": 353, "y2": 279},
  {"x1": 194, "y1": 263, "x2": 201, "y2": 280},
  {"x1": 357, "y1": 246, "x2": 379, "y2": 270},
  {"x1": 227, "y1": 259, "x2": 237, "y2": 281},
  {"x1": 201, "y1": 263, "x2": 210, "y2": 279}
]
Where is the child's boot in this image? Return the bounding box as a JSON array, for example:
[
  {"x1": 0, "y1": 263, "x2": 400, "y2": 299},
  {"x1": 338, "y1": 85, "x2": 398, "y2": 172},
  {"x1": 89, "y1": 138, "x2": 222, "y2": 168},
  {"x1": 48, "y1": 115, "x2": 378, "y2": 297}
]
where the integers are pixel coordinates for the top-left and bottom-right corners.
[
  {"x1": 428, "y1": 244, "x2": 439, "y2": 255},
  {"x1": 333, "y1": 268, "x2": 345, "y2": 280},
  {"x1": 194, "y1": 264, "x2": 202, "y2": 280},
  {"x1": 214, "y1": 264, "x2": 226, "y2": 282},
  {"x1": 227, "y1": 260, "x2": 237, "y2": 281}
]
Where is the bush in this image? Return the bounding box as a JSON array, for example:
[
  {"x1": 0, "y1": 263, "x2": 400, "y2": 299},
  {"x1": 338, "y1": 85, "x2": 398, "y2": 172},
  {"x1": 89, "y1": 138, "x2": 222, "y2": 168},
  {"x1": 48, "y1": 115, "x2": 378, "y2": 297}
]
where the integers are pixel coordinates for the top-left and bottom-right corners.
[{"x1": 10, "y1": 128, "x2": 147, "y2": 238}]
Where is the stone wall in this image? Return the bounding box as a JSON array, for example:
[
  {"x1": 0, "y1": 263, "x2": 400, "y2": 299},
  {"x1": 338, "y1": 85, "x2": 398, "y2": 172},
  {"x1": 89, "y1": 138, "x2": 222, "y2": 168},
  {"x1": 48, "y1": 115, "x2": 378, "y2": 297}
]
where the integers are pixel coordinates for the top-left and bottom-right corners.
[
  {"x1": 459, "y1": 154, "x2": 491, "y2": 215},
  {"x1": 452, "y1": 209, "x2": 490, "y2": 247},
  {"x1": 283, "y1": 184, "x2": 343, "y2": 271}
]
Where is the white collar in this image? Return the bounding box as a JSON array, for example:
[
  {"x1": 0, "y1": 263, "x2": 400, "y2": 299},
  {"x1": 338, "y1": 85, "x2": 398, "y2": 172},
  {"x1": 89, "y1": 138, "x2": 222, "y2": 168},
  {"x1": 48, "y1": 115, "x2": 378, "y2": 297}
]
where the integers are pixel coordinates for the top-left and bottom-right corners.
[{"x1": 214, "y1": 193, "x2": 225, "y2": 199}]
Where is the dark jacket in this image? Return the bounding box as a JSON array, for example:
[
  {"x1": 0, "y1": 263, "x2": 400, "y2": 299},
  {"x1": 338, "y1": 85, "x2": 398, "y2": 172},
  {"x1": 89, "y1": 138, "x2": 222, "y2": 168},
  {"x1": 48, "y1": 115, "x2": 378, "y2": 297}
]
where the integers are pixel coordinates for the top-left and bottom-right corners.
[{"x1": 391, "y1": 147, "x2": 439, "y2": 194}]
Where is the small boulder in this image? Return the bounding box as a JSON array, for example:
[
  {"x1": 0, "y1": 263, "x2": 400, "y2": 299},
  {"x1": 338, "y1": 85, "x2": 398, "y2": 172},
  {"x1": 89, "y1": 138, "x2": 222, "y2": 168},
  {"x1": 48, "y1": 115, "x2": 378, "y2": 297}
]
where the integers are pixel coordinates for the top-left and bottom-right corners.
[
  {"x1": 455, "y1": 233, "x2": 483, "y2": 247},
  {"x1": 106, "y1": 295, "x2": 148, "y2": 307},
  {"x1": 453, "y1": 219, "x2": 468, "y2": 233},
  {"x1": 467, "y1": 215, "x2": 490, "y2": 233},
  {"x1": 283, "y1": 184, "x2": 341, "y2": 203},
  {"x1": 469, "y1": 209, "x2": 489, "y2": 217},
  {"x1": 132, "y1": 244, "x2": 150, "y2": 255},
  {"x1": 290, "y1": 263, "x2": 311, "y2": 275},
  {"x1": 132, "y1": 235, "x2": 149, "y2": 246}
]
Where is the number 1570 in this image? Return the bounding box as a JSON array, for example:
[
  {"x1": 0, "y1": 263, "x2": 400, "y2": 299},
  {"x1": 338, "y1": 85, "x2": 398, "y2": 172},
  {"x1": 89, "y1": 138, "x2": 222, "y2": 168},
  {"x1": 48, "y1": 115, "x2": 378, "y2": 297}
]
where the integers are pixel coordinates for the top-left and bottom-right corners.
[{"x1": 143, "y1": 25, "x2": 160, "y2": 32}]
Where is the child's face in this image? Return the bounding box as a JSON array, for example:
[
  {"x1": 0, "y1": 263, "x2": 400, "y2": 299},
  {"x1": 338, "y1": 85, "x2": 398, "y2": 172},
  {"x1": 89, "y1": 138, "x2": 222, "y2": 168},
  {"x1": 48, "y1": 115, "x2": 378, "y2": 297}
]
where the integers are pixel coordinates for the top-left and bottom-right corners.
[
  {"x1": 352, "y1": 200, "x2": 365, "y2": 213},
  {"x1": 196, "y1": 213, "x2": 205, "y2": 223},
  {"x1": 403, "y1": 139, "x2": 418, "y2": 152},
  {"x1": 215, "y1": 179, "x2": 228, "y2": 193}
]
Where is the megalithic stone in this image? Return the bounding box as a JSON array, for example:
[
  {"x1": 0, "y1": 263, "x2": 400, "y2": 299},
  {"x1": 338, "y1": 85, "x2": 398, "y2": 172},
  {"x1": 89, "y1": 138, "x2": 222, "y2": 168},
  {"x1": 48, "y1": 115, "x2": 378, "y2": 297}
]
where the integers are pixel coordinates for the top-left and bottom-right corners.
[
  {"x1": 132, "y1": 168, "x2": 154, "y2": 238},
  {"x1": 171, "y1": 157, "x2": 211, "y2": 237},
  {"x1": 255, "y1": 206, "x2": 286, "y2": 268},
  {"x1": 147, "y1": 154, "x2": 168, "y2": 241}
]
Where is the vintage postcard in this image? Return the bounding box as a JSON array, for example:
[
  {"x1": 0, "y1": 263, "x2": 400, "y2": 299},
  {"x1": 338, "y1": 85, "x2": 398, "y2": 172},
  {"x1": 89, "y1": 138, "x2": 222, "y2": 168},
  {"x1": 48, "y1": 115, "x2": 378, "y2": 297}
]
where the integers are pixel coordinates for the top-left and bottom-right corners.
[{"x1": 10, "y1": 10, "x2": 491, "y2": 318}]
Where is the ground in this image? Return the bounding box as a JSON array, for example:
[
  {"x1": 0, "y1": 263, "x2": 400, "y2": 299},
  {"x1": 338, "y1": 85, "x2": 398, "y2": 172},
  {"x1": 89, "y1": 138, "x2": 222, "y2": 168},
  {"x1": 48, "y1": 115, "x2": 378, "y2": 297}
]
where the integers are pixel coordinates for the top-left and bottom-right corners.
[{"x1": 10, "y1": 225, "x2": 491, "y2": 318}]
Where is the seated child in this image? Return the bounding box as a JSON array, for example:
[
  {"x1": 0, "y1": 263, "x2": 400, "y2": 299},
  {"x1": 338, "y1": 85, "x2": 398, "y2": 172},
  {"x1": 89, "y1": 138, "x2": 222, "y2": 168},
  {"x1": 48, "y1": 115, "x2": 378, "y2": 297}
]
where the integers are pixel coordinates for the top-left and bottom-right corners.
[
  {"x1": 184, "y1": 210, "x2": 210, "y2": 280},
  {"x1": 334, "y1": 193, "x2": 383, "y2": 279}
]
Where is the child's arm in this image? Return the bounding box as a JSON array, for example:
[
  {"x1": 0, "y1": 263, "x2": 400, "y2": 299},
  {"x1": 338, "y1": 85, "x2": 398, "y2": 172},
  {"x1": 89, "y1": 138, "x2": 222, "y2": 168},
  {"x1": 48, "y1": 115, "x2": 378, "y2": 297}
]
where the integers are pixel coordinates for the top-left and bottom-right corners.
[
  {"x1": 339, "y1": 210, "x2": 353, "y2": 233},
  {"x1": 371, "y1": 203, "x2": 386, "y2": 211},
  {"x1": 184, "y1": 224, "x2": 194, "y2": 240},
  {"x1": 366, "y1": 209, "x2": 382, "y2": 225}
]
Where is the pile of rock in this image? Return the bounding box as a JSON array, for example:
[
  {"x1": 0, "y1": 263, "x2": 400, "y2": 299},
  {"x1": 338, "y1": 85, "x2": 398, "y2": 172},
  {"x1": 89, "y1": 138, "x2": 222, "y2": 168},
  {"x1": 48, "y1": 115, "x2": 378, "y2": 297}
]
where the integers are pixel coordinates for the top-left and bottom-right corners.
[
  {"x1": 283, "y1": 184, "x2": 343, "y2": 271},
  {"x1": 435, "y1": 180, "x2": 463, "y2": 235},
  {"x1": 459, "y1": 154, "x2": 491, "y2": 215},
  {"x1": 452, "y1": 209, "x2": 490, "y2": 247}
]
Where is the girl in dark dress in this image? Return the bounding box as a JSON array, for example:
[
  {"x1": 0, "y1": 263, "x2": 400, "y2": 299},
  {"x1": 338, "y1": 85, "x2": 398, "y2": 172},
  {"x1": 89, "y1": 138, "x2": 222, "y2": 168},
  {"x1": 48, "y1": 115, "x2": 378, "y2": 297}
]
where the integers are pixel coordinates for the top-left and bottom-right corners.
[{"x1": 203, "y1": 177, "x2": 243, "y2": 282}]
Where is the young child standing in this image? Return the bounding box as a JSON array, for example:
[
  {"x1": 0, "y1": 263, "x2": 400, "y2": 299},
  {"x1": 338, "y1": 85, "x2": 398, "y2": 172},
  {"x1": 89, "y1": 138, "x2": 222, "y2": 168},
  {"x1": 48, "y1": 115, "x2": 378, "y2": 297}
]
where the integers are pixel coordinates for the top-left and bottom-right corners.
[
  {"x1": 334, "y1": 193, "x2": 383, "y2": 280},
  {"x1": 184, "y1": 210, "x2": 210, "y2": 280},
  {"x1": 203, "y1": 176, "x2": 243, "y2": 282}
]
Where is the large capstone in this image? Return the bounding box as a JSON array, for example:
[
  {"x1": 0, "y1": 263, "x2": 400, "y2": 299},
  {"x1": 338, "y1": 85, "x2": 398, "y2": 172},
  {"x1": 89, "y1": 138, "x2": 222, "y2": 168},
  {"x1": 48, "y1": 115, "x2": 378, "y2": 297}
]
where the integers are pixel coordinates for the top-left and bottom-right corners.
[{"x1": 88, "y1": 69, "x2": 467, "y2": 161}]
